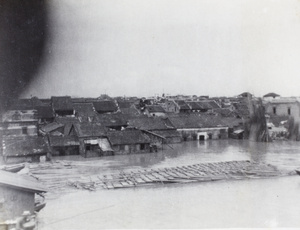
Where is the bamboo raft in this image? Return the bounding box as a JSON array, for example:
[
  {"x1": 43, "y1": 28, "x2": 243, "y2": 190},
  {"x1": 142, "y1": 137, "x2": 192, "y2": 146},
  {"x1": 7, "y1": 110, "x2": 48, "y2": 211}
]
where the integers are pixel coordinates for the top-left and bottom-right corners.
[{"x1": 67, "y1": 160, "x2": 295, "y2": 190}]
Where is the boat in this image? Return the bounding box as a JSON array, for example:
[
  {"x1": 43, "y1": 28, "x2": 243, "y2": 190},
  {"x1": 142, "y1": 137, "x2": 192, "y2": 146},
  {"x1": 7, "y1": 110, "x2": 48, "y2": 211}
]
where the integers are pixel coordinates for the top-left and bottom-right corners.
[
  {"x1": 0, "y1": 164, "x2": 25, "y2": 173},
  {"x1": 34, "y1": 202, "x2": 46, "y2": 212}
]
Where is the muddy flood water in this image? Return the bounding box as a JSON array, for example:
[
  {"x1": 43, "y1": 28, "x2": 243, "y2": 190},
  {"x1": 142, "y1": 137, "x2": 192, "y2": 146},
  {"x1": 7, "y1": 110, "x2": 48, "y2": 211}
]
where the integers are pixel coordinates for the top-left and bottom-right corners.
[{"x1": 38, "y1": 140, "x2": 300, "y2": 229}]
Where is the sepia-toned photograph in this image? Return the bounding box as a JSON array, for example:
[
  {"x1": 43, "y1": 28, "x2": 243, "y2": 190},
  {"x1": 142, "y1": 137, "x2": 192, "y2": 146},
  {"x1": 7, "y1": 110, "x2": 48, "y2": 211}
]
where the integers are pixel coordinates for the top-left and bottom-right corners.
[{"x1": 1, "y1": 0, "x2": 300, "y2": 229}]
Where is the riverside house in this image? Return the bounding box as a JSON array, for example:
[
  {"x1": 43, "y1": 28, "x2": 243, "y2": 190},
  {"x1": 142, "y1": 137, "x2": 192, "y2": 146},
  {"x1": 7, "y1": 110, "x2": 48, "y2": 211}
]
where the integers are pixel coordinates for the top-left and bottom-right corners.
[
  {"x1": 51, "y1": 96, "x2": 74, "y2": 117},
  {"x1": 107, "y1": 129, "x2": 151, "y2": 154},
  {"x1": 167, "y1": 114, "x2": 229, "y2": 141},
  {"x1": 128, "y1": 116, "x2": 181, "y2": 144},
  {"x1": 74, "y1": 122, "x2": 109, "y2": 157},
  {"x1": 0, "y1": 170, "x2": 47, "y2": 223}
]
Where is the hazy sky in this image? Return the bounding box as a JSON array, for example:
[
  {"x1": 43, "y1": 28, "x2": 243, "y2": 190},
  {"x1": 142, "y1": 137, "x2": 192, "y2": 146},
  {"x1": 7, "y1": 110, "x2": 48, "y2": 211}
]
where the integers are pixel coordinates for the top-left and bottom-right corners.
[{"x1": 23, "y1": 0, "x2": 300, "y2": 98}]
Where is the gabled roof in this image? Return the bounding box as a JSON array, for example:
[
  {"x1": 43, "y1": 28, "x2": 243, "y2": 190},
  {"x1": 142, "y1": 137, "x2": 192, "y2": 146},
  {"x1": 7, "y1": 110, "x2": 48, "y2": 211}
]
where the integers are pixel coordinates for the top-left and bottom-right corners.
[
  {"x1": 73, "y1": 103, "x2": 96, "y2": 118},
  {"x1": 74, "y1": 122, "x2": 107, "y2": 138},
  {"x1": 174, "y1": 100, "x2": 190, "y2": 110},
  {"x1": 107, "y1": 130, "x2": 151, "y2": 145},
  {"x1": 55, "y1": 117, "x2": 79, "y2": 124},
  {"x1": 167, "y1": 114, "x2": 228, "y2": 129},
  {"x1": 40, "y1": 122, "x2": 64, "y2": 133},
  {"x1": 186, "y1": 101, "x2": 203, "y2": 110},
  {"x1": 206, "y1": 100, "x2": 220, "y2": 109},
  {"x1": 49, "y1": 136, "x2": 80, "y2": 147},
  {"x1": 94, "y1": 113, "x2": 128, "y2": 127},
  {"x1": 0, "y1": 170, "x2": 47, "y2": 193},
  {"x1": 221, "y1": 117, "x2": 243, "y2": 128},
  {"x1": 167, "y1": 114, "x2": 203, "y2": 129},
  {"x1": 93, "y1": 101, "x2": 118, "y2": 113},
  {"x1": 197, "y1": 101, "x2": 213, "y2": 110},
  {"x1": 150, "y1": 130, "x2": 181, "y2": 138},
  {"x1": 117, "y1": 101, "x2": 133, "y2": 109},
  {"x1": 120, "y1": 107, "x2": 140, "y2": 116},
  {"x1": 213, "y1": 108, "x2": 234, "y2": 117},
  {"x1": 128, "y1": 117, "x2": 175, "y2": 131},
  {"x1": 35, "y1": 105, "x2": 54, "y2": 119},
  {"x1": 145, "y1": 105, "x2": 165, "y2": 113},
  {"x1": 51, "y1": 96, "x2": 74, "y2": 111},
  {"x1": 3, "y1": 136, "x2": 49, "y2": 157},
  {"x1": 71, "y1": 97, "x2": 100, "y2": 103}
]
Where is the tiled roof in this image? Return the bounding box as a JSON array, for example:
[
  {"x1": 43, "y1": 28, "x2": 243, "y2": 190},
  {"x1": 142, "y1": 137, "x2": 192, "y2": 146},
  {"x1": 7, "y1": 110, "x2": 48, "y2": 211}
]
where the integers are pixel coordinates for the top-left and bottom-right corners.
[
  {"x1": 151, "y1": 130, "x2": 181, "y2": 138},
  {"x1": 174, "y1": 100, "x2": 190, "y2": 110},
  {"x1": 93, "y1": 101, "x2": 118, "y2": 113},
  {"x1": 107, "y1": 130, "x2": 151, "y2": 145},
  {"x1": 51, "y1": 96, "x2": 74, "y2": 111},
  {"x1": 35, "y1": 105, "x2": 54, "y2": 119},
  {"x1": 94, "y1": 113, "x2": 128, "y2": 127},
  {"x1": 145, "y1": 105, "x2": 165, "y2": 113},
  {"x1": 49, "y1": 136, "x2": 80, "y2": 147},
  {"x1": 120, "y1": 107, "x2": 140, "y2": 116},
  {"x1": 40, "y1": 122, "x2": 64, "y2": 133},
  {"x1": 167, "y1": 114, "x2": 228, "y2": 129},
  {"x1": 207, "y1": 100, "x2": 220, "y2": 109},
  {"x1": 197, "y1": 101, "x2": 213, "y2": 110},
  {"x1": 73, "y1": 103, "x2": 96, "y2": 118},
  {"x1": 213, "y1": 108, "x2": 234, "y2": 117},
  {"x1": 55, "y1": 117, "x2": 79, "y2": 124},
  {"x1": 186, "y1": 101, "x2": 202, "y2": 110},
  {"x1": 128, "y1": 117, "x2": 175, "y2": 130},
  {"x1": 3, "y1": 136, "x2": 48, "y2": 157},
  {"x1": 71, "y1": 97, "x2": 100, "y2": 103},
  {"x1": 117, "y1": 101, "x2": 133, "y2": 109},
  {"x1": 74, "y1": 122, "x2": 107, "y2": 138}
]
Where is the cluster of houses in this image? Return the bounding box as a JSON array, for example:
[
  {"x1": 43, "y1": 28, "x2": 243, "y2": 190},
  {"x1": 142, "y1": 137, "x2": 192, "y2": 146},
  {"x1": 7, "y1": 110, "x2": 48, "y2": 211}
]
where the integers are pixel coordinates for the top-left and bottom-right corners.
[{"x1": 1, "y1": 92, "x2": 296, "y2": 162}]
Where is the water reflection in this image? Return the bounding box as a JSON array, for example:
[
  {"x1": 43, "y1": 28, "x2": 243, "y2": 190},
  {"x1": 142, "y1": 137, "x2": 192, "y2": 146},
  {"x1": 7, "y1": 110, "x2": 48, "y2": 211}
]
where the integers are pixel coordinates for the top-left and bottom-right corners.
[
  {"x1": 55, "y1": 140, "x2": 300, "y2": 172},
  {"x1": 46, "y1": 139, "x2": 300, "y2": 229}
]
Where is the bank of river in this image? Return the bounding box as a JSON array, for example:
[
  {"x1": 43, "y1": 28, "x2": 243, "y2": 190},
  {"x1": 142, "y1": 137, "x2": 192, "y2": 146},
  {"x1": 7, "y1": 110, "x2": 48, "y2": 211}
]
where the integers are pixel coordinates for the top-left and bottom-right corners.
[{"x1": 38, "y1": 140, "x2": 300, "y2": 229}]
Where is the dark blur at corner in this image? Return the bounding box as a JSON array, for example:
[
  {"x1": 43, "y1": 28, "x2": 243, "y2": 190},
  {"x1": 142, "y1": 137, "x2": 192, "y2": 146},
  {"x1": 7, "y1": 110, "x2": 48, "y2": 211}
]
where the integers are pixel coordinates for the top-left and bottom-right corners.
[{"x1": 0, "y1": 0, "x2": 49, "y2": 114}]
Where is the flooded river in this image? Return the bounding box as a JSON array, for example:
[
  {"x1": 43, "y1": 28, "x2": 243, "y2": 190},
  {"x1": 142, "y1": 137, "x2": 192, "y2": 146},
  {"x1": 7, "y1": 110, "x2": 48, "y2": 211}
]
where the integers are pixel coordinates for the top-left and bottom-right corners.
[{"x1": 39, "y1": 140, "x2": 300, "y2": 229}]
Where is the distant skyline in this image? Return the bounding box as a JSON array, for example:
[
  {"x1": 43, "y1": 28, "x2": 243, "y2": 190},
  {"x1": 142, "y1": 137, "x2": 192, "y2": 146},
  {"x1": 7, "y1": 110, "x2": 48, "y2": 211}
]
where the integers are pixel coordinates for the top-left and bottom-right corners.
[{"x1": 22, "y1": 0, "x2": 300, "y2": 98}]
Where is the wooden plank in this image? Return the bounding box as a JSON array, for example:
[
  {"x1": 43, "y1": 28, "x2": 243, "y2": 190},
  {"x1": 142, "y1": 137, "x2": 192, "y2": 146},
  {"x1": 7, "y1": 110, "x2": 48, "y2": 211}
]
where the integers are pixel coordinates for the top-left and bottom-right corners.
[
  {"x1": 139, "y1": 174, "x2": 153, "y2": 183},
  {"x1": 112, "y1": 182, "x2": 124, "y2": 189},
  {"x1": 144, "y1": 173, "x2": 157, "y2": 181}
]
